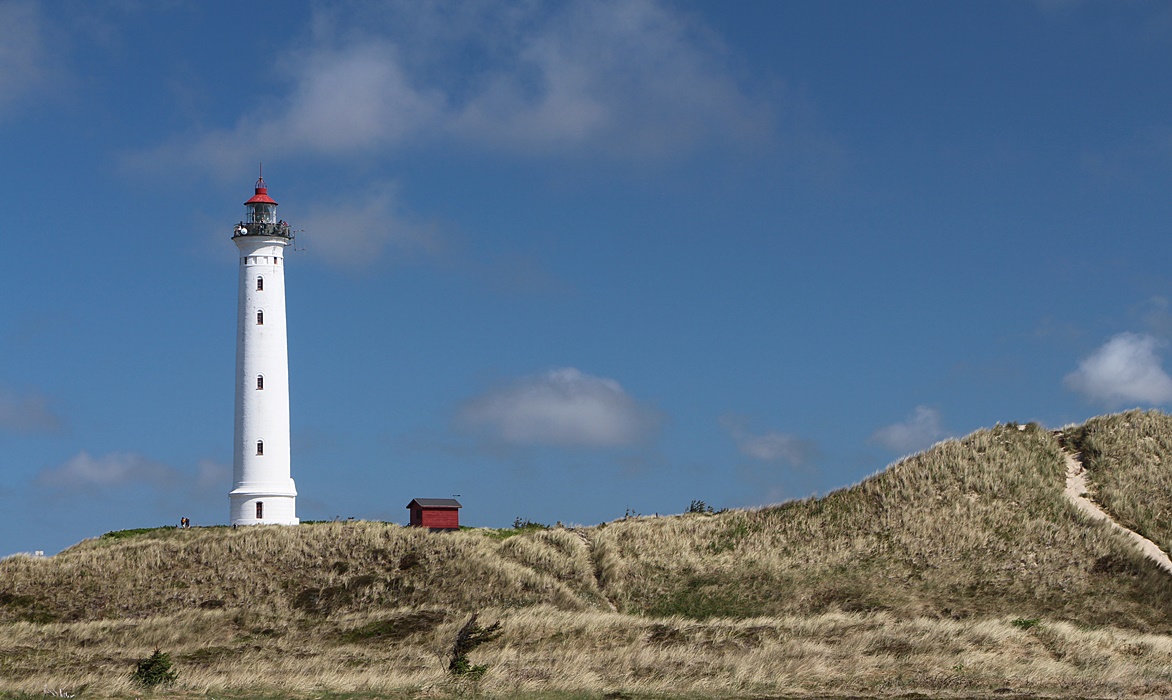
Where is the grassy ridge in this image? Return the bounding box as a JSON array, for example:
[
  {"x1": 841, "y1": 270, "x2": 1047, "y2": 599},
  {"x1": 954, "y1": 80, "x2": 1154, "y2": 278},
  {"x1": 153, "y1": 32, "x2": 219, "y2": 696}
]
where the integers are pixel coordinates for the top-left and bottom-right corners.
[
  {"x1": 1065, "y1": 409, "x2": 1172, "y2": 558},
  {"x1": 0, "y1": 521, "x2": 608, "y2": 624},
  {"x1": 594, "y1": 422, "x2": 1172, "y2": 628},
  {"x1": 6, "y1": 416, "x2": 1172, "y2": 696}
]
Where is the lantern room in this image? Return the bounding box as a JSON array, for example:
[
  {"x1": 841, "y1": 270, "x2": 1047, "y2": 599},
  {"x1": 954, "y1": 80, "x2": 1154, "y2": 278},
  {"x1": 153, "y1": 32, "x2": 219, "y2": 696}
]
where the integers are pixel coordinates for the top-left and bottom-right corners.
[
  {"x1": 245, "y1": 175, "x2": 278, "y2": 224},
  {"x1": 234, "y1": 169, "x2": 292, "y2": 240}
]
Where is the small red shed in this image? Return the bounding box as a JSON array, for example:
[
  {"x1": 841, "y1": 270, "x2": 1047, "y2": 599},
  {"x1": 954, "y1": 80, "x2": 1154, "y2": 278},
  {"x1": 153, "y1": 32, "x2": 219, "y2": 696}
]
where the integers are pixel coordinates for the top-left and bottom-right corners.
[{"x1": 407, "y1": 498, "x2": 462, "y2": 530}]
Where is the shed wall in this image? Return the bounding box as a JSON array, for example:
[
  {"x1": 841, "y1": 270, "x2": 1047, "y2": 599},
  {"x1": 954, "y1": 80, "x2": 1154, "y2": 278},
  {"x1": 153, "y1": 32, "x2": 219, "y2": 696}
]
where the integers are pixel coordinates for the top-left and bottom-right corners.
[{"x1": 420, "y1": 508, "x2": 459, "y2": 529}]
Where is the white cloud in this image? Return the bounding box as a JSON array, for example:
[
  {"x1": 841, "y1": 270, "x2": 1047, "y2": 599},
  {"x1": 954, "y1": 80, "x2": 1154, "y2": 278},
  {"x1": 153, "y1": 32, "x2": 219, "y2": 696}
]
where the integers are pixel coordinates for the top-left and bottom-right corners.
[
  {"x1": 297, "y1": 182, "x2": 443, "y2": 265},
  {"x1": 36, "y1": 452, "x2": 230, "y2": 493},
  {"x1": 195, "y1": 459, "x2": 231, "y2": 491},
  {"x1": 37, "y1": 451, "x2": 179, "y2": 488},
  {"x1": 1064, "y1": 332, "x2": 1172, "y2": 406},
  {"x1": 148, "y1": 42, "x2": 446, "y2": 174},
  {"x1": 458, "y1": 368, "x2": 661, "y2": 448},
  {"x1": 134, "y1": 0, "x2": 773, "y2": 172},
  {"x1": 443, "y1": 0, "x2": 772, "y2": 157},
  {"x1": 0, "y1": 0, "x2": 49, "y2": 117},
  {"x1": 0, "y1": 388, "x2": 63, "y2": 434},
  {"x1": 720, "y1": 415, "x2": 814, "y2": 465},
  {"x1": 870, "y1": 406, "x2": 948, "y2": 454}
]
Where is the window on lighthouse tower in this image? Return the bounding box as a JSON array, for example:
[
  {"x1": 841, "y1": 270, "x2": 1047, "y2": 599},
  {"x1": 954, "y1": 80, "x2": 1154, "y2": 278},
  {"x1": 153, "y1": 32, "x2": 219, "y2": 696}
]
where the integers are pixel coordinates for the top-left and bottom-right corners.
[
  {"x1": 256, "y1": 375, "x2": 264, "y2": 390},
  {"x1": 256, "y1": 440, "x2": 264, "y2": 455},
  {"x1": 256, "y1": 310, "x2": 264, "y2": 325},
  {"x1": 256, "y1": 502, "x2": 264, "y2": 520},
  {"x1": 256, "y1": 276, "x2": 264, "y2": 291}
]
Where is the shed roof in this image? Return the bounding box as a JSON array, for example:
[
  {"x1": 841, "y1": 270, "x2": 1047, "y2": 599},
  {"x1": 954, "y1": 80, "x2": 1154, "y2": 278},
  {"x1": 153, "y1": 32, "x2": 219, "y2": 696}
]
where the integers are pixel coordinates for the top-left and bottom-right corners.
[{"x1": 407, "y1": 498, "x2": 462, "y2": 509}]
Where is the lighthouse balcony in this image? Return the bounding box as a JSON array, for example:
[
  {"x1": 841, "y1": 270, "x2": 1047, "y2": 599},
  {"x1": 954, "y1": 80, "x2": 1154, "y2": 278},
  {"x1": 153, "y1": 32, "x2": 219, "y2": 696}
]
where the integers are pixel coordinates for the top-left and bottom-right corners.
[{"x1": 233, "y1": 221, "x2": 292, "y2": 239}]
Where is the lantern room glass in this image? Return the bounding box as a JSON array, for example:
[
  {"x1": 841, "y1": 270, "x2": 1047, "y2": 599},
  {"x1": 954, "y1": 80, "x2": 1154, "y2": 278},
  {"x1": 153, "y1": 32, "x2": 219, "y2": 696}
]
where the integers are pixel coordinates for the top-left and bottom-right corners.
[{"x1": 248, "y1": 203, "x2": 276, "y2": 224}]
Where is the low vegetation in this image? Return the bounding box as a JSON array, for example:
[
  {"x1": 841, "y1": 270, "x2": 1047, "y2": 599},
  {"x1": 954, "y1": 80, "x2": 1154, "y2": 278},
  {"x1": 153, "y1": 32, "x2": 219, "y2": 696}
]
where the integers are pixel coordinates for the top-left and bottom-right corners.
[
  {"x1": 5, "y1": 415, "x2": 1172, "y2": 697},
  {"x1": 5, "y1": 607, "x2": 1172, "y2": 698},
  {"x1": 1063, "y1": 409, "x2": 1172, "y2": 557},
  {"x1": 594, "y1": 422, "x2": 1172, "y2": 628},
  {"x1": 130, "y1": 648, "x2": 177, "y2": 688}
]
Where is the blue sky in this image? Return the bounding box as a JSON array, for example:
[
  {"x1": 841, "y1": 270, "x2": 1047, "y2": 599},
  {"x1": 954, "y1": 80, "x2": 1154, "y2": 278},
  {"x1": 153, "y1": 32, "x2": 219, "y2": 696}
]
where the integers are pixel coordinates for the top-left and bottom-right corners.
[{"x1": 3, "y1": 0, "x2": 1172, "y2": 556}]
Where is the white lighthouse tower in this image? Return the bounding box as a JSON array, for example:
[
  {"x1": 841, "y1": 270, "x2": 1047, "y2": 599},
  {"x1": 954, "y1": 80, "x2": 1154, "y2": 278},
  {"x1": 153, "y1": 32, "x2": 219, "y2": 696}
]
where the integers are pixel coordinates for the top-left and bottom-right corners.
[{"x1": 229, "y1": 173, "x2": 299, "y2": 526}]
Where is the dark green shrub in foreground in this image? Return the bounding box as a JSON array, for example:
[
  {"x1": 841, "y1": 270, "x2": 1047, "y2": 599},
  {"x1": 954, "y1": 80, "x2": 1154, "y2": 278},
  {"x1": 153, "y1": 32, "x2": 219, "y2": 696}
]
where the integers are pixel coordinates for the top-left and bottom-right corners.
[
  {"x1": 449, "y1": 613, "x2": 502, "y2": 678},
  {"x1": 131, "y1": 649, "x2": 178, "y2": 688}
]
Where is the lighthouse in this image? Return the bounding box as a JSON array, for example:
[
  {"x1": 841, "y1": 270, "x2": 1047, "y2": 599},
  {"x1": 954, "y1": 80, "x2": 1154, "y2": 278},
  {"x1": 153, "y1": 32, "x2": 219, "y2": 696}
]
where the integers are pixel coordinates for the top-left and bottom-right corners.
[{"x1": 229, "y1": 173, "x2": 299, "y2": 526}]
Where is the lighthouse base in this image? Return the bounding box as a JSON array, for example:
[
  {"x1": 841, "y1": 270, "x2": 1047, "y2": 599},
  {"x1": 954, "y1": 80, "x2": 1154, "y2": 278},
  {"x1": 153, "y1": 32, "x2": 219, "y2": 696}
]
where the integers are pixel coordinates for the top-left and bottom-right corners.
[{"x1": 230, "y1": 485, "x2": 298, "y2": 526}]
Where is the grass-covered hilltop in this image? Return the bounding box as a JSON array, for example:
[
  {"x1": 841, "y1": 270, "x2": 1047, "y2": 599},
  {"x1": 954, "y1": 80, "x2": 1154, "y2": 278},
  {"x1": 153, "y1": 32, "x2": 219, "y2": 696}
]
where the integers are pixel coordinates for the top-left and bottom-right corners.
[{"x1": 8, "y1": 411, "x2": 1172, "y2": 699}]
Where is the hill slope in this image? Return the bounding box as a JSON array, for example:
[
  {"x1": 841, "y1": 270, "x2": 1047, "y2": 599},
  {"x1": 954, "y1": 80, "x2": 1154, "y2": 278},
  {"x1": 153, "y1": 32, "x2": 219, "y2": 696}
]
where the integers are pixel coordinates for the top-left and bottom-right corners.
[
  {"x1": 6, "y1": 416, "x2": 1172, "y2": 697},
  {"x1": 593, "y1": 421, "x2": 1172, "y2": 628},
  {"x1": 1065, "y1": 409, "x2": 1172, "y2": 560}
]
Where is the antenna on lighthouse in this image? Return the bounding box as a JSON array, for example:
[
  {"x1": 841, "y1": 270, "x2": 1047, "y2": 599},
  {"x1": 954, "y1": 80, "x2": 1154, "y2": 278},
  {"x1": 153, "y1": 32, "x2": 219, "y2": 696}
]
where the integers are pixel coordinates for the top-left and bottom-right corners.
[{"x1": 290, "y1": 230, "x2": 307, "y2": 253}]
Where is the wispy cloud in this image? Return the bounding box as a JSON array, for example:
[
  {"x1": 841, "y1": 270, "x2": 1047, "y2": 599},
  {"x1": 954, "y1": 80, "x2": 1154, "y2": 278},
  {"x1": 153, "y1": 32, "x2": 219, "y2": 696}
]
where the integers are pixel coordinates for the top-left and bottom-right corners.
[
  {"x1": 195, "y1": 459, "x2": 231, "y2": 491},
  {"x1": 37, "y1": 451, "x2": 178, "y2": 488},
  {"x1": 1065, "y1": 332, "x2": 1172, "y2": 406},
  {"x1": 131, "y1": 0, "x2": 774, "y2": 173},
  {"x1": 438, "y1": 0, "x2": 773, "y2": 158},
  {"x1": 297, "y1": 181, "x2": 444, "y2": 265},
  {"x1": 720, "y1": 415, "x2": 815, "y2": 465},
  {"x1": 37, "y1": 451, "x2": 229, "y2": 493},
  {"x1": 0, "y1": 388, "x2": 63, "y2": 435},
  {"x1": 0, "y1": 0, "x2": 50, "y2": 118},
  {"x1": 870, "y1": 406, "x2": 948, "y2": 454},
  {"x1": 457, "y1": 367, "x2": 662, "y2": 448}
]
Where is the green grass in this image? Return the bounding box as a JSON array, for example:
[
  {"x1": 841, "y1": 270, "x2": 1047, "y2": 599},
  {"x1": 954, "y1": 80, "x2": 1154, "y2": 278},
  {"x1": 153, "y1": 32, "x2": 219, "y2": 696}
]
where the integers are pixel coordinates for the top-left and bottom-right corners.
[{"x1": 98, "y1": 526, "x2": 174, "y2": 541}]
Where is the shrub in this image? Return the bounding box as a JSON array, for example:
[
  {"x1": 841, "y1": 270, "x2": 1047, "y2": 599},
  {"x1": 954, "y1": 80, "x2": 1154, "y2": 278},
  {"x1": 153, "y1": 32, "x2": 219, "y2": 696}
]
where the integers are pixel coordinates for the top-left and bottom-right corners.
[
  {"x1": 687, "y1": 500, "x2": 715, "y2": 514},
  {"x1": 448, "y1": 613, "x2": 502, "y2": 678},
  {"x1": 131, "y1": 648, "x2": 178, "y2": 688},
  {"x1": 512, "y1": 517, "x2": 549, "y2": 530}
]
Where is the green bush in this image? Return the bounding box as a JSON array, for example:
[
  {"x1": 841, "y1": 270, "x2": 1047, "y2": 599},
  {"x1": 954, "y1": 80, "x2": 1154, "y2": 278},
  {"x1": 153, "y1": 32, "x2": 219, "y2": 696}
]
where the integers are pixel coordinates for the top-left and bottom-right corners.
[
  {"x1": 687, "y1": 500, "x2": 715, "y2": 514},
  {"x1": 131, "y1": 649, "x2": 178, "y2": 688},
  {"x1": 448, "y1": 613, "x2": 501, "y2": 678},
  {"x1": 512, "y1": 517, "x2": 549, "y2": 530}
]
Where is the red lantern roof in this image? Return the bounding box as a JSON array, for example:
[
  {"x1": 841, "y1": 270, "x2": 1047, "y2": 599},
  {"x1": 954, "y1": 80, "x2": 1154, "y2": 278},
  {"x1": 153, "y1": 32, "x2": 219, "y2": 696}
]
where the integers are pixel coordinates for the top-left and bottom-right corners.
[{"x1": 244, "y1": 175, "x2": 278, "y2": 206}]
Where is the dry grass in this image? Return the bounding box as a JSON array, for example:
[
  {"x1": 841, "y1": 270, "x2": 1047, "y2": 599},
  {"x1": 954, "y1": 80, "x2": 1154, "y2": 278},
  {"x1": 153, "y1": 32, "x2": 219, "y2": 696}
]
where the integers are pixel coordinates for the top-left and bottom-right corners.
[
  {"x1": 592, "y1": 422, "x2": 1172, "y2": 629},
  {"x1": 0, "y1": 521, "x2": 604, "y2": 624},
  {"x1": 1064, "y1": 409, "x2": 1172, "y2": 559},
  {"x1": 6, "y1": 417, "x2": 1172, "y2": 696},
  {"x1": 6, "y1": 607, "x2": 1172, "y2": 698}
]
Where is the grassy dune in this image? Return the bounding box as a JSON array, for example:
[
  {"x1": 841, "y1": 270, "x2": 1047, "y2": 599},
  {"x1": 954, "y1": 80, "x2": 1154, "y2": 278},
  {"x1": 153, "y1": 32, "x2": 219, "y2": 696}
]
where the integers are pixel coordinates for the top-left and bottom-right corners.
[
  {"x1": 7, "y1": 607, "x2": 1172, "y2": 698},
  {"x1": 1064, "y1": 409, "x2": 1172, "y2": 558},
  {"x1": 595, "y1": 422, "x2": 1172, "y2": 628},
  {"x1": 0, "y1": 522, "x2": 606, "y2": 624},
  {"x1": 5, "y1": 417, "x2": 1172, "y2": 697}
]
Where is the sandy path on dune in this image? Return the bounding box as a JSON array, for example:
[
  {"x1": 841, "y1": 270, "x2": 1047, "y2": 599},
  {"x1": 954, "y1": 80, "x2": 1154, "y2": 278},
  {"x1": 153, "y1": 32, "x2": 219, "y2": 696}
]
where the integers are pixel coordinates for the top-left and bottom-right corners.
[{"x1": 1062, "y1": 448, "x2": 1172, "y2": 575}]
